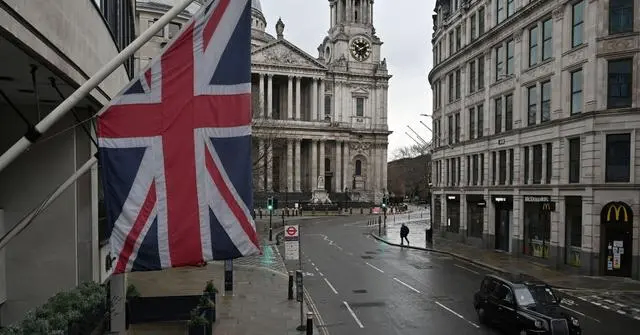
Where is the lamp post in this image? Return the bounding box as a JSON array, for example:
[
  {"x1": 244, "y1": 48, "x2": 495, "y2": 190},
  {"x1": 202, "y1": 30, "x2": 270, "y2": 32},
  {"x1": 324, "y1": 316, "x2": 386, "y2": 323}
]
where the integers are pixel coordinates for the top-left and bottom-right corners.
[
  {"x1": 285, "y1": 186, "x2": 289, "y2": 216},
  {"x1": 344, "y1": 187, "x2": 349, "y2": 214}
]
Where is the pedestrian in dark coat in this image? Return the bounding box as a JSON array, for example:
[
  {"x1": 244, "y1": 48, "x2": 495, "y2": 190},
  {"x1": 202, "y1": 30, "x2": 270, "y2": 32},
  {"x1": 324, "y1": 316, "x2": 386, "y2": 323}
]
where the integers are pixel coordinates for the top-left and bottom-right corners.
[{"x1": 400, "y1": 223, "x2": 410, "y2": 246}]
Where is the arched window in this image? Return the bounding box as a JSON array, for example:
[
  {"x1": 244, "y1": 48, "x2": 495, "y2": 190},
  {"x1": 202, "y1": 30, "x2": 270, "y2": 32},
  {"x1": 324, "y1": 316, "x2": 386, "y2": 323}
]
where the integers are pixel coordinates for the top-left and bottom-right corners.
[
  {"x1": 325, "y1": 158, "x2": 331, "y2": 172},
  {"x1": 355, "y1": 160, "x2": 362, "y2": 175}
]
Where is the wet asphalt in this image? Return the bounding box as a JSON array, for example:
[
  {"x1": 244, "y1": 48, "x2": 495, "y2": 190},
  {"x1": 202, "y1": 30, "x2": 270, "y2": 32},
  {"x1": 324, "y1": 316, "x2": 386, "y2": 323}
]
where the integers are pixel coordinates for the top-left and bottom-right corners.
[{"x1": 277, "y1": 215, "x2": 640, "y2": 335}]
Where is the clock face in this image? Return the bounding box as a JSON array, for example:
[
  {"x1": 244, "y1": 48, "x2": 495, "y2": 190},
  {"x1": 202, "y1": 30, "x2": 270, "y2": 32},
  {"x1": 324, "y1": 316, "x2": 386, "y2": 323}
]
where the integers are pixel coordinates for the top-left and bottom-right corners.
[{"x1": 350, "y1": 37, "x2": 371, "y2": 62}]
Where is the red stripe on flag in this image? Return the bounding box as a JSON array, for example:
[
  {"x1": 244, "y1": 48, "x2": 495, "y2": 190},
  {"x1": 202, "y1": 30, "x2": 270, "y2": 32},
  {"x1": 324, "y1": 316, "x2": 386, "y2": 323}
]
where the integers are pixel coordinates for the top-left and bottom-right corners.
[
  {"x1": 114, "y1": 182, "x2": 157, "y2": 274},
  {"x1": 203, "y1": 0, "x2": 231, "y2": 51},
  {"x1": 205, "y1": 149, "x2": 259, "y2": 250}
]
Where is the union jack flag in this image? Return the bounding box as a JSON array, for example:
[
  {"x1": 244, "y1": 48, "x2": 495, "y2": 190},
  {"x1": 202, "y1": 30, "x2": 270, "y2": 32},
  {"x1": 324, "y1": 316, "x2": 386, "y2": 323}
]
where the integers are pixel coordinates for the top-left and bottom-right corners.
[{"x1": 97, "y1": 0, "x2": 260, "y2": 274}]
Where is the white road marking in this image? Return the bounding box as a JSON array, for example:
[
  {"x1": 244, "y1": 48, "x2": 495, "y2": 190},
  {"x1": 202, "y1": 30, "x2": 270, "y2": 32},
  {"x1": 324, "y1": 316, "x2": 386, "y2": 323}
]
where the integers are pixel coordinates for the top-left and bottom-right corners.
[
  {"x1": 365, "y1": 262, "x2": 385, "y2": 273},
  {"x1": 318, "y1": 271, "x2": 324, "y2": 277},
  {"x1": 315, "y1": 267, "x2": 320, "y2": 271},
  {"x1": 617, "y1": 310, "x2": 626, "y2": 315},
  {"x1": 324, "y1": 278, "x2": 338, "y2": 294},
  {"x1": 347, "y1": 252, "x2": 354, "y2": 256},
  {"x1": 343, "y1": 301, "x2": 364, "y2": 328},
  {"x1": 335, "y1": 245, "x2": 344, "y2": 250},
  {"x1": 454, "y1": 264, "x2": 479, "y2": 275},
  {"x1": 311, "y1": 262, "x2": 315, "y2": 267},
  {"x1": 634, "y1": 316, "x2": 640, "y2": 321},
  {"x1": 435, "y1": 301, "x2": 480, "y2": 328},
  {"x1": 393, "y1": 277, "x2": 421, "y2": 293}
]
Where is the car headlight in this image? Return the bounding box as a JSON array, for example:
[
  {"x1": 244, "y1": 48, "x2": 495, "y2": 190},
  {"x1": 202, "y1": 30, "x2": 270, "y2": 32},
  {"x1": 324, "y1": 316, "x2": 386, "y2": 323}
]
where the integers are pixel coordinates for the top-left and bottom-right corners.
[
  {"x1": 534, "y1": 320, "x2": 543, "y2": 328},
  {"x1": 571, "y1": 316, "x2": 579, "y2": 327}
]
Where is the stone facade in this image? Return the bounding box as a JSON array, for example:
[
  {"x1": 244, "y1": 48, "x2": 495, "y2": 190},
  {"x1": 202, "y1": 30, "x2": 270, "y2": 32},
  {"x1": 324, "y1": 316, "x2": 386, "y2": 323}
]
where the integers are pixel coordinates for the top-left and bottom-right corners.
[
  {"x1": 429, "y1": 0, "x2": 640, "y2": 279},
  {"x1": 135, "y1": 0, "x2": 392, "y2": 205}
]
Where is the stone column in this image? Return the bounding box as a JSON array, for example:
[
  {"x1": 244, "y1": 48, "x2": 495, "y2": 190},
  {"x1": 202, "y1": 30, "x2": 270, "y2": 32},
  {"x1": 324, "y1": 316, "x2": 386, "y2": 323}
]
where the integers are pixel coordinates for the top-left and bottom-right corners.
[
  {"x1": 287, "y1": 139, "x2": 294, "y2": 191},
  {"x1": 335, "y1": 141, "x2": 342, "y2": 192},
  {"x1": 267, "y1": 74, "x2": 273, "y2": 118},
  {"x1": 294, "y1": 140, "x2": 301, "y2": 192},
  {"x1": 258, "y1": 138, "x2": 265, "y2": 190},
  {"x1": 310, "y1": 140, "x2": 317, "y2": 190},
  {"x1": 295, "y1": 77, "x2": 302, "y2": 119},
  {"x1": 382, "y1": 145, "x2": 388, "y2": 192},
  {"x1": 318, "y1": 140, "x2": 325, "y2": 186},
  {"x1": 343, "y1": 141, "x2": 350, "y2": 189},
  {"x1": 287, "y1": 76, "x2": 293, "y2": 119},
  {"x1": 311, "y1": 78, "x2": 318, "y2": 121},
  {"x1": 319, "y1": 79, "x2": 325, "y2": 119},
  {"x1": 371, "y1": 144, "x2": 379, "y2": 195},
  {"x1": 258, "y1": 74, "x2": 265, "y2": 118},
  {"x1": 266, "y1": 140, "x2": 273, "y2": 191}
]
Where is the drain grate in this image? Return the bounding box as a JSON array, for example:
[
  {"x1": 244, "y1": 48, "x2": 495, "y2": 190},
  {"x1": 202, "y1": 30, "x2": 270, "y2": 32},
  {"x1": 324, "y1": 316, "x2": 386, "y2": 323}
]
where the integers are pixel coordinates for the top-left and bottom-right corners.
[
  {"x1": 410, "y1": 262, "x2": 433, "y2": 270},
  {"x1": 361, "y1": 255, "x2": 374, "y2": 259},
  {"x1": 353, "y1": 289, "x2": 368, "y2": 294},
  {"x1": 365, "y1": 251, "x2": 378, "y2": 254}
]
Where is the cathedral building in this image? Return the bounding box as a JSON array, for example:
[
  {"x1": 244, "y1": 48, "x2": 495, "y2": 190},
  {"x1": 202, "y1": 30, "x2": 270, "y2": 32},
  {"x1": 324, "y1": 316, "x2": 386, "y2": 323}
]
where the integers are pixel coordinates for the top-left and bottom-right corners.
[{"x1": 135, "y1": 0, "x2": 392, "y2": 205}]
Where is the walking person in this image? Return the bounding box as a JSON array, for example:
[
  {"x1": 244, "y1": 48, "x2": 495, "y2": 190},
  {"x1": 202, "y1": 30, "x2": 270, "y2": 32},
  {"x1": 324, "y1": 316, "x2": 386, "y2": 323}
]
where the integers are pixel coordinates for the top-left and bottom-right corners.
[{"x1": 400, "y1": 223, "x2": 410, "y2": 246}]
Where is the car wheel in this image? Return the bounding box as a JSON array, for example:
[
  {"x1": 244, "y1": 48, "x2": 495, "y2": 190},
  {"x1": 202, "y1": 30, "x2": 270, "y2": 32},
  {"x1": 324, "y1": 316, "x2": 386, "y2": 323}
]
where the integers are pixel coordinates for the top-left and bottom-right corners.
[
  {"x1": 476, "y1": 307, "x2": 486, "y2": 324},
  {"x1": 518, "y1": 329, "x2": 527, "y2": 335}
]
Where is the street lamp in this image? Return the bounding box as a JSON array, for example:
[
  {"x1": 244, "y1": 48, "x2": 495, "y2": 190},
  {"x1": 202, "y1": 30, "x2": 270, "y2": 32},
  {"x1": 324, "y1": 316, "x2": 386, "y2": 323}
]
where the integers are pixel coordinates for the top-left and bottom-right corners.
[{"x1": 285, "y1": 186, "x2": 289, "y2": 216}]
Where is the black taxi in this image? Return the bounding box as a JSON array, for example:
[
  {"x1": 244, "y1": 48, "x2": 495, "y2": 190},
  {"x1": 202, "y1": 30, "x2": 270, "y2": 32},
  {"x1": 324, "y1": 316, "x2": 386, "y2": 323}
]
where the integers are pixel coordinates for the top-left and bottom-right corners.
[{"x1": 473, "y1": 273, "x2": 582, "y2": 335}]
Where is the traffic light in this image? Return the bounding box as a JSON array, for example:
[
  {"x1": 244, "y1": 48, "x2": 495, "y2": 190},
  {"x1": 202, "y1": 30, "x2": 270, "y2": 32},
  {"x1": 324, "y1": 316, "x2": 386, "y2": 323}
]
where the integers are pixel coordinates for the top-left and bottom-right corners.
[
  {"x1": 382, "y1": 195, "x2": 388, "y2": 208},
  {"x1": 267, "y1": 197, "x2": 273, "y2": 211}
]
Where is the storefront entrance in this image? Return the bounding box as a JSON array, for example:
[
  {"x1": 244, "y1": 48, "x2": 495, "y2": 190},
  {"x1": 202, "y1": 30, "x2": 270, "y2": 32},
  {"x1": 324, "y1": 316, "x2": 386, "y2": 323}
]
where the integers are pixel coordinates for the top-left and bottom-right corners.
[
  {"x1": 523, "y1": 196, "x2": 554, "y2": 258},
  {"x1": 446, "y1": 195, "x2": 460, "y2": 234},
  {"x1": 600, "y1": 202, "x2": 633, "y2": 277},
  {"x1": 492, "y1": 195, "x2": 512, "y2": 252}
]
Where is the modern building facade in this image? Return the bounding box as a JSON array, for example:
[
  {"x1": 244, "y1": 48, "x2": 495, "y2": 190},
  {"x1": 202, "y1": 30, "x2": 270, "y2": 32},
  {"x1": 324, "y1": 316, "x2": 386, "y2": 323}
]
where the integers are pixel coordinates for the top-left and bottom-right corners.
[
  {"x1": 0, "y1": 0, "x2": 135, "y2": 325},
  {"x1": 135, "y1": 0, "x2": 392, "y2": 205},
  {"x1": 429, "y1": 0, "x2": 639, "y2": 279}
]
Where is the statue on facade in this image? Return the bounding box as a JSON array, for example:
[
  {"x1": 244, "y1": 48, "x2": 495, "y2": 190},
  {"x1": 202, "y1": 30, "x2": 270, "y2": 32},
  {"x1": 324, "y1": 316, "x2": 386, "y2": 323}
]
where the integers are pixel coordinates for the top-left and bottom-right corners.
[{"x1": 276, "y1": 17, "x2": 285, "y2": 39}]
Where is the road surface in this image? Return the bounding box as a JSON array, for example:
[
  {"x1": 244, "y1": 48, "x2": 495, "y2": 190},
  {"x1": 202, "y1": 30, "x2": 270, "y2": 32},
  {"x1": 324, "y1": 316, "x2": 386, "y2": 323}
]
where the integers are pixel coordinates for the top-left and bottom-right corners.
[{"x1": 277, "y1": 215, "x2": 640, "y2": 335}]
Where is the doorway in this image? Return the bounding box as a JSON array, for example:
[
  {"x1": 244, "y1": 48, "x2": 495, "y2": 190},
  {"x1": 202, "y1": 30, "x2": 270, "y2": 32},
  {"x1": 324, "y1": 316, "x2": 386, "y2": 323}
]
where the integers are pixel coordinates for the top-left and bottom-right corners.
[
  {"x1": 495, "y1": 208, "x2": 510, "y2": 252},
  {"x1": 324, "y1": 175, "x2": 332, "y2": 193},
  {"x1": 600, "y1": 202, "x2": 633, "y2": 277}
]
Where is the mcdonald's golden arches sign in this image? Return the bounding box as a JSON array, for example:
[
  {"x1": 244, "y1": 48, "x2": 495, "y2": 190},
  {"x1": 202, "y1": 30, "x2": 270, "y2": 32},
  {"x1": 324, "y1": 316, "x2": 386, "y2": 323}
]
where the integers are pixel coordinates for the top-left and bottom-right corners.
[{"x1": 603, "y1": 202, "x2": 631, "y2": 223}]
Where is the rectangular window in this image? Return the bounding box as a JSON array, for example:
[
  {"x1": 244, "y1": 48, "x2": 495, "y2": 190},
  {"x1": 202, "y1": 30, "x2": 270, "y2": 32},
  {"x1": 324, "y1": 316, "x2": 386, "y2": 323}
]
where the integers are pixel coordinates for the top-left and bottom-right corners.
[
  {"x1": 542, "y1": 18, "x2": 553, "y2": 60},
  {"x1": 452, "y1": 158, "x2": 457, "y2": 186},
  {"x1": 509, "y1": 149, "x2": 514, "y2": 184},
  {"x1": 541, "y1": 81, "x2": 551, "y2": 122},
  {"x1": 499, "y1": 150, "x2": 507, "y2": 185},
  {"x1": 533, "y1": 144, "x2": 542, "y2": 184},
  {"x1": 455, "y1": 69, "x2": 461, "y2": 99},
  {"x1": 434, "y1": 45, "x2": 438, "y2": 65},
  {"x1": 325, "y1": 95, "x2": 332, "y2": 115},
  {"x1": 528, "y1": 86, "x2": 537, "y2": 126},
  {"x1": 477, "y1": 104, "x2": 484, "y2": 137},
  {"x1": 456, "y1": 26, "x2": 461, "y2": 50},
  {"x1": 529, "y1": 26, "x2": 538, "y2": 67},
  {"x1": 455, "y1": 113, "x2": 460, "y2": 143},
  {"x1": 491, "y1": 152, "x2": 497, "y2": 185},
  {"x1": 497, "y1": 0, "x2": 505, "y2": 24},
  {"x1": 609, "y1": 0, "x2": 634, "y2": 34},
  {"x1": 506, "y1": 40, "x2": 514, "y2": 75},
  {"x1": 606, "y1": 133, "x2": 631, "y2": 182},
  {"x1": 524, "y1": 147, "x2": 530, "y2": 184},
  {"x1": 469, "y1": 60, "x2": 476, "y2": 93},
  {"x1": 494, "y1": 97, "x2": 502, "y2": 134},
  {"x1": 572, "y1": 1, "x2": 584, "y2": 47},
  {"x1": 472, "y1": 154, "x2": 479, "y2": 185},
  {"x1": 571, "y1": 69, "x2": 583, "y2": 114},
  {"x1": 480, "y1": 154, "x2": 485, "y2": 185},
  {"x1": 467, "y1": 156, "x2": 471, "y2": 185},
  {"x1": 546, "y1": 143, "x2": 552, "y2": 184},
  {"x1": 356, "y1": 98, "x2": 364, "y2": 116},
  {"x1": 448, "y1": 73, "x2": 454, "y2": 103},
  {"x1": 470, "y1": 13, "x2": 477, "y2": 41},
  {"x1": 496, "y1": 44, "x2": 505, "y2": 80},
  {"x1": 505, "y1": 94, "x2": 513, "y2": 131},
  {"x1": 449, "y1": 31, "x2": 455, "y2": 54},
  {"x1": 457, "y1": 157, "x2": 461, "y2": 186},
  {"x1": 168, "y1": 22, "x2": 182, "y2": 38},
  {"x1": 469, "y1": 108, "x2": 476, "y2": 139},
  {"x1": 446, "y1": 159, "x2": 450, "y2": 185},
  {"x1": 569, "y1": 138, "x2": 580, "y2": 183},
  {"x1": 478, "y1": 57, "x2": 485, "y2": 89},
  {"x1": 478, "y1": 7, "x2": 485, "y2": 34},
  {"x1": 607, "y1": 59, "x2": 633, "y2": 108},
  {"x1": 448, "y1": 115, "x2": 454, "y2": 144}
]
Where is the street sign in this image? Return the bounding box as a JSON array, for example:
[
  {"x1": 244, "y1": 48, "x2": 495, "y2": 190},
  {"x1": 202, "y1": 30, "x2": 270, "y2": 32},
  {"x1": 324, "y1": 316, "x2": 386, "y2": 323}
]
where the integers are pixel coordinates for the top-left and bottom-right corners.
[
  {"x1": 295, "y1": 270, "x2": 303, "y2": 302},
  {"x1": 285, "y1": 224, "x2": 300, "y2": 260}
]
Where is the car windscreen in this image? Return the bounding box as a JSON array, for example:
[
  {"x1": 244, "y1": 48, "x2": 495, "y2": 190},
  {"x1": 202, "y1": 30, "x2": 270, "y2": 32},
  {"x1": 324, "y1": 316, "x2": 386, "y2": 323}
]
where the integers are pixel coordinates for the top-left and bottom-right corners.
[
  {"x1": 513, "y1": 287, "x2": 536, "y2": 306},
  {"x1": 515, "y1": 285, "x2": 559, "y2": 306}
]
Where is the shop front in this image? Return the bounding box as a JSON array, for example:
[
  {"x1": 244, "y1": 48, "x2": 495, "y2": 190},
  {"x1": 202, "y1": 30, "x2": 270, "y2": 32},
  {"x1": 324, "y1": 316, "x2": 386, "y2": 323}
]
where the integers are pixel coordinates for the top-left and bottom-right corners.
[
  {"x1": 433, "y1": 195, "x2": 442, "y2": 232},
  {"x1": 600, "y1": 201, "x2": 634, "y2": 277},
  {"x1": 491, "y1": 195, "x2": 512, "y2": 252},
  {"x1": 466, "y1": 195, "x2": 486, "y2": 245},
  {"x1": 445, "y1": 194, "x2": 460, "y2": 235},
  {"x1": 523, "y1": 196, "x2": 554, "y2": 259}
]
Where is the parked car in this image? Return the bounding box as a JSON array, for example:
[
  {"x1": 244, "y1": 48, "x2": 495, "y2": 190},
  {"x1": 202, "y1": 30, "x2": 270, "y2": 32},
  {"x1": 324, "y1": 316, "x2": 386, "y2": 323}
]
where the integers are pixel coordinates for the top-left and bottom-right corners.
[{"x1": 473, "y1": 273, "x2": 582, "y2": 335}]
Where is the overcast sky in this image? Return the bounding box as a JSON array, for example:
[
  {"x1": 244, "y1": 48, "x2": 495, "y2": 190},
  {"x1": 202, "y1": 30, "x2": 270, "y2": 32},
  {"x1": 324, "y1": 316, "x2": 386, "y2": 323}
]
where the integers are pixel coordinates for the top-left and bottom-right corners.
[{"x1": 260, "y1": 0, "x2": 436, "y2": 160}]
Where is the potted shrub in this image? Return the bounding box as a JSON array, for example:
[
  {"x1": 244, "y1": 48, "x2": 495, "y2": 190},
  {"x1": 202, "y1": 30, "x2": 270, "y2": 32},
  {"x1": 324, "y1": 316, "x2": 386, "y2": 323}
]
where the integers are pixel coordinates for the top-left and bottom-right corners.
[
  {"x1": 186, "y1": 309, "x2": 210, "y2": 335},
  {"x1": 199, "y1": 286, "x2": 216, "y2": 325}
]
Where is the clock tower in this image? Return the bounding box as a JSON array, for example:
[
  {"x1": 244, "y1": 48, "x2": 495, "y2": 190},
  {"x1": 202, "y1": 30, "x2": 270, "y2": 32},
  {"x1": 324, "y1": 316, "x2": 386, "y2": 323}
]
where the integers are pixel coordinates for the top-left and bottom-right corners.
[{"x1": 319, "y1": 0, "x2": 383, "y2": 73}]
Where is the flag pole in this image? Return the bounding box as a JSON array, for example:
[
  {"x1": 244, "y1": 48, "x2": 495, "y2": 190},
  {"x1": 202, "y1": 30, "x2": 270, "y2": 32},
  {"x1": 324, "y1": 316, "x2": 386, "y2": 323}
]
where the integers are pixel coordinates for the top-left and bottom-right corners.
[{"x1": 0, "y1": 0, "x2": 196, "y2": 174}]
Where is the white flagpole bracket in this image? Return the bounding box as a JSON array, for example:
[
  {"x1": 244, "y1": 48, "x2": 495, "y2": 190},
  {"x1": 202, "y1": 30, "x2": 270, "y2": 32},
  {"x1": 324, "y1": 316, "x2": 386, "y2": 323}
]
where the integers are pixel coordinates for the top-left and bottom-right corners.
[{"x1": 0, "y1": 0, "x2": 196, "y2": 174}]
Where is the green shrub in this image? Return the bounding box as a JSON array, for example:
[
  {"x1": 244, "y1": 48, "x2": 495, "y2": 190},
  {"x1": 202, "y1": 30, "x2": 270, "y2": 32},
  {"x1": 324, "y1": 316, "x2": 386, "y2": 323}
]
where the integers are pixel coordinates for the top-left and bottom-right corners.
[{"x1": 0, "y1": 281, "x2": 108, "y2": 335}]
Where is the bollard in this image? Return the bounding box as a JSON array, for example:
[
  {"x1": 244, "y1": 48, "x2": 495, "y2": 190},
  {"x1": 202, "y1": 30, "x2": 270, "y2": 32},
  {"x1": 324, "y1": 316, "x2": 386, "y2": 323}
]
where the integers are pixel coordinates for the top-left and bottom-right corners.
[
  {"x1": 306, "y1": 312, "x2": 313, "y2": 335},
  {"x1": 288, "y1": 272, "x2": 294, "y2": 300},
  {"x1": 378, "y1": 218, "x2": 381, "y2": 235}
]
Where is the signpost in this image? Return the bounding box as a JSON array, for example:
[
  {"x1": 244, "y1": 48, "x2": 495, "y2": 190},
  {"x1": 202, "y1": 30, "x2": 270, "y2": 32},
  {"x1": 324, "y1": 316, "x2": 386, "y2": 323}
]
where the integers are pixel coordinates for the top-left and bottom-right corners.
[{"x1": 285, "y1": 224, "x2": 305, "y2": 330}]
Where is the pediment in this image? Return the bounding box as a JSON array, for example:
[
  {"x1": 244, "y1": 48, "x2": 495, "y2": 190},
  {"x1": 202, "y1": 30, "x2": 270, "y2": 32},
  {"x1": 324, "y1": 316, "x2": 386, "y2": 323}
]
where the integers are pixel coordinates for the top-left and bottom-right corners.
[
  {"x1": 252, "y1": 40, "x2": 327, "y2": 70},
  {"x1": 351, "y1": 87, "x2": 369, "y2": 96}
]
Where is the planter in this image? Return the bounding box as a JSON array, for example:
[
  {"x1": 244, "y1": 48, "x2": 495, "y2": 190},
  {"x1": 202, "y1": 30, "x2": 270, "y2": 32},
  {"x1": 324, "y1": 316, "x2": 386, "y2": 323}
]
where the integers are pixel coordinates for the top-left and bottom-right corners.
[
  {"x1": 188, "y1": 323, "x2": 212, "y2": 335},
  {"x1": 127, "y1": 295, "x2": 202, "y2": 324}
]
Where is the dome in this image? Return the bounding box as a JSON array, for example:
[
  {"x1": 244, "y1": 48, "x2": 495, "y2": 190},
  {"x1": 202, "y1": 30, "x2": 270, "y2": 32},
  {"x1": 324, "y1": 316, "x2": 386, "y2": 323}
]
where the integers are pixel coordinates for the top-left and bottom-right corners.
[{"x1": 252, "y1": 0, "x2": 262, "y2": 12}]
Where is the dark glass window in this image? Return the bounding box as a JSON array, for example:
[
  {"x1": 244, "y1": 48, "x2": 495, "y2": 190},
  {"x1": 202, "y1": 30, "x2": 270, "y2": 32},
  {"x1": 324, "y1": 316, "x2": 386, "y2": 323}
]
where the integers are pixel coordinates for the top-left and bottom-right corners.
[
  {"x1": 456, "y1": 26, "x2": 462, "y2": 50},
  {"x1": 355, "y1": 160, "x2": 362, "y2": 175},
  {"x1": 528, "y1": 86, "x2": 537, "y2": 126},
  {"x1": 478, "y1": 57, "x2": 485, "y2": 89},
  {"x1": 571, "y1": 70, "x2": 583, "y2": 114},
  {"x1": 607, "y1": 59, "x2": 633, "y2": 108},
  {"x1": 492, "y1": 152, "x2": 497, "y2": 185},
  {"x1": 546, "y1": 143, "x2": 552, "y2": 184},
  {"x1": 506, "y1": 40, "x2": 514, "y2": 75},
  {"x1": 448, "y1": 115, "x2": 454, "y2": 144},
  {"x1": 455, "y1": 69, "x2": 461, "y2": 99},
  {"x1": 356, "y1": 97, "x2": 364, "y2": 116},
  {"x1": 542, "y1": 19, "x2": 553, "y2": 60},
  {"x1": 508, "y1": 149, "x2": 514, "y2": 184},
  {"x1": 533, "y1": 144, "x2": 542, "y2": 184},
  {"x1": 541, "y1": 81, "x2": 551, "y2": 122},
  {"x1": 467, "y1": 156, "x2": 471, "y2": 185},
  {"x1": 471, "y1": 13, "x2": 477, "y2": 40},
  {"x1": 569, "y1": 138, "x2": 580, "y2": 183},
  {"x1": 455, "y1": 113, "x2": 461, "y2": 143},
  {"x1": 472, "y1": 154, "x2": 479, "y2": 185},
  {"x1": 529, "y1": 26, "x2": 538, "y2": 67},
  {"x1": 524, "y1": 147, "x2": 530, "y2": 184},
  {"x1": 496, "y1": 0, "x2": 505, "y2": 24},
  {"x1": 572, "y1": 1, "x2": 584, "y2": 47},
  {"x1": 477, "y1": 104, "x2": 484, "y2": 137},
  {"x1": 494, "y1": 97, "x2": 502, "y2": 134},
  {"x1": 480, "y1": 154, "x2": 485, "y2": 185},
  {"x1": 605, "y1": 133, "x2": 631, "y2": 182},
  {"x1": 496, "y1": 45, "x2": 505, "y2": 80},
  {"x1": 505, "y1": 94, "x2": 513, "y2": 131},
  {"x1": 325, "y1": 95, "x2": 332, "y2": 115},
  {"x1": 469, "y1": 60, "x2": 476, "y2": 92},
  {"x1": 449, "y1": 73, "x2": 454, "y2": 103},
  {"x1": 499, "y1": 150, "x2": 507, "y2": 185},
  {"x1": 609, "y1": 0, "x2": 634, "y2": 34},
  {"x1": 478, "y1": 7, "x2": 485, "y2": 34},
  {"x1": 469, "y1": 108, "x2": 476, "y2": 139}
]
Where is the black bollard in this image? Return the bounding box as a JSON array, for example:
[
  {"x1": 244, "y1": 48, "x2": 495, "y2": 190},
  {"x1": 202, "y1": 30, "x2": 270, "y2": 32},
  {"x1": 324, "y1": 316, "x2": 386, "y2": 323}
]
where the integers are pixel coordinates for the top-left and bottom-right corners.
[
  {"x1": 306, "y1": 312, "x2": 313, "y2": 335},
  {"x1": 378, "y1": 217, "x2": 381, "y2": 235},
  {"x1": 288, "y1": 272, "x2": 294, "y2": 300}
]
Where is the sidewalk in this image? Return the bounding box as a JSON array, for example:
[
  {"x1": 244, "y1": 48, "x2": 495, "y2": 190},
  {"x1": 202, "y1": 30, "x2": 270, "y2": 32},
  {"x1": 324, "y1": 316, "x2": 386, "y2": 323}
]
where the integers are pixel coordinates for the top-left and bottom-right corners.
[{"x1": 128, "y1": 221, "x2": 320, "y2": 334}]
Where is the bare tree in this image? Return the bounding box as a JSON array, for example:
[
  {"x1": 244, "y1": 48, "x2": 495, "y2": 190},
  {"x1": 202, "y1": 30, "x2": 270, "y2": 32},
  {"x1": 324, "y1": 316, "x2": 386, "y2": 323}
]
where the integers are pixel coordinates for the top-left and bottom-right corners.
[
  {"x1": 250, "y1": 93, "x2": 284, "y2": 190},
  {"x1": 392, "y1": 143, "x2": 430, "y2": 160}
]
